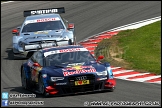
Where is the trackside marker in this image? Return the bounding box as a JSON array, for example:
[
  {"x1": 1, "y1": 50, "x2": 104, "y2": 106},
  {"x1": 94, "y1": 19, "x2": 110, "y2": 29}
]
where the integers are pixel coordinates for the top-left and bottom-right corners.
[
  {"x1": 127, "y1": 74, "x2": 156, "y2": 79},
  {"x1": 113, "y1": 70, "x2": 134, "y2": 75},
  {"x1": 146, "y1": 77, "x2": 161, "y2": 82},
  {"x1": 115, "y1": 73, "x2": 150, "y2": 79},
  {"x1": 114, "y1": 71, "x2": 141, "y2": 77},
  {"x1": 148, "y1": 81, "x2": 161, "y2": 84},
  {"x1": 128, "y1": 75, "x2": 161, "y2": 82}
]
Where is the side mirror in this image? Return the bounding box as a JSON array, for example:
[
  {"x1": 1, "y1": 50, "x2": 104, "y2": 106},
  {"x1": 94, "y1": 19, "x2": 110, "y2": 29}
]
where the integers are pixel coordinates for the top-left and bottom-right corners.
[
  {"x1": 17, "y1": 26, "x2": 21, "y2": 30},
  {"x1": 33, "y1": 63, "x2": 40, "y2": 67},
  {"x1": 12, "y1": 29, "x2": 19, "y2": 35},
  {"x1": 97, "y1": 55, "x2": 104, "y2": 62},
  {"x1": 68, "y1": 23, "x2": 74, "y2": 29}
]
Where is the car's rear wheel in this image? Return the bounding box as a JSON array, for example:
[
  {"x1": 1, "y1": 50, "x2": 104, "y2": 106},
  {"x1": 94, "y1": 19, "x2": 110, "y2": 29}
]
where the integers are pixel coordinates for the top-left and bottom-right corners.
[
  {"x1": 21, "y1": 67, "x2": 27, "y2": 89},
  {"x1": 10, "y1": 49, "x2": 15, "y2": 60}
]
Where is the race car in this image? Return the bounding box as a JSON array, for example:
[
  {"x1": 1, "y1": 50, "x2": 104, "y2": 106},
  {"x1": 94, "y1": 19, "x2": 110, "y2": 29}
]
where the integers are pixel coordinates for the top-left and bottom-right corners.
[
  {"x1": 11, "y1": 7, "x2": 76, "y2": 59},
  {"x1": 20, "y1": 45, "x2": 116, "y2": 97}
]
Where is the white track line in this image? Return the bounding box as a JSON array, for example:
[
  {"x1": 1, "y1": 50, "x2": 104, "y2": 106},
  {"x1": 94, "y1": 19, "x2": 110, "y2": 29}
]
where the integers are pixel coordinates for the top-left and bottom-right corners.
[
  {"x1": 113, "y1": 70, "x2": 134, "y2": 75},
  {"x1": 109, "y1": 16, "x2": 161, "y2": 31},
  {"x1": 1, "y1": 1, "x2": 14, "y2": 4},
  {"x1": 111, "y1": 67, "x2": 121, "y2": 70},
  {"x1": 78, "y1": 16, "x2": 161, "y2": 43}
]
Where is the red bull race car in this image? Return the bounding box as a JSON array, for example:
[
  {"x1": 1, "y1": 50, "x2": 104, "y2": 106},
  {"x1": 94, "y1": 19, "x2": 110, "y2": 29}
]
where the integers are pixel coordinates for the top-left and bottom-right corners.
[{"x1": 21, "y1": 45, "x2": 116, "y2": 97}]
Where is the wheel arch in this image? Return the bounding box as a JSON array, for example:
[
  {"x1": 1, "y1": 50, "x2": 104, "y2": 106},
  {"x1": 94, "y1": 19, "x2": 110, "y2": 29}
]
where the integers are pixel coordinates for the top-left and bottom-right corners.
[{"x1": 21, "y1": 63, "x2": 30, "y2": 79}]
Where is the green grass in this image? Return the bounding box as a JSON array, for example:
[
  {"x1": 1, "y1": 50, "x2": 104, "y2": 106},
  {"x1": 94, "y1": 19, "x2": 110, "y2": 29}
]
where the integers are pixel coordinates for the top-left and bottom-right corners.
[{"x1": 95, "y1": 21, "x2": 161, "y2": 75}]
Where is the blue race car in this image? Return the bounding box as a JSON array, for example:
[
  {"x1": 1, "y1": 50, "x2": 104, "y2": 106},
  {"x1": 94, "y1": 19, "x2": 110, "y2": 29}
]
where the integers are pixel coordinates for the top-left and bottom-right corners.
[
  {"x1": 12, "y1": 7, "x2": 75, "y2": 59},
  {"x1": 21, "y1": 45, "x2": 116, "y2": 97}
]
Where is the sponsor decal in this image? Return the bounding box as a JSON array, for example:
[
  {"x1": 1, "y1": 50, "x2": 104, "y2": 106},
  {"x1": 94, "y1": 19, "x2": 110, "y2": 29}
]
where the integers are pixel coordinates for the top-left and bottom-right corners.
[
  {"x1": 63, "y1": 65, "x2": 93, "y2": 71},
  {"x1": 34, "y1": 31, "x2": 49, "y2": 34},
  {"x1": 75, "y1": 80, "x2": 89, "y2": 86},
  {"x1": 28, "y1": 61, "x2": 42, "y2": 82},
  {"x1": 37, "y1": 17, "x2": 60, "y2": 22},
  {"x1": 55, "y1": 82, "x2": 67, "y2": 85},
  {"x1": 63, "y1": 69, "x2": 96, "y2": 76},
  {"x1": 28, "y1": 61, "x2": 33, "y2": 67},
  {"x1": 44, "y1": 48, "x2": 88, "y2": 57},
  {"x1": 31, "y1": 9, "x2": 58, "y2": 15},
  {"x1": 97, "y1": 77, "x2": 107, "y2": 81},
  {"x1": 66, "y1": 62, "x2": 84, "y2": 67},
  {"x1": 24, "y1": 17, "x2": 60, "y2": 24},
  {"x1": 27, "y1": 61, "x2": 42, "y2": 71},
  {"x1": 59, "y1": 48, "x2": 81, "y2": 53},
  {"x1": 73, "y1": 65, "x2": 82, "y2": 70},
  {"x1": 63, "y1": 66, "x2": 96, "y2": 76}
]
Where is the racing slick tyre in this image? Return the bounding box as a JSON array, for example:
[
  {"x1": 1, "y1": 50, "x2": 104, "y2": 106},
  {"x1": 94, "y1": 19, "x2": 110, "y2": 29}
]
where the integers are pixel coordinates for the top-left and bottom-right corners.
[
  {"x1": 73, "y1": 36, "x2": 77, "y2": 45},
  {"x1": 38, "y1": 74, "x2": 49, "y2": 97},
  {"x1": 21, "y1": 67, "x2": 28, "y2": 90},
  {"x1": 68, "y1": 39, "x2": 73, "y2": 45},
  {"x1": 10, "y1": 49, "x2": 15, "y2": 60},
  {"x1": 109, "y1": 87, "x2": 115, "y2": 92}
]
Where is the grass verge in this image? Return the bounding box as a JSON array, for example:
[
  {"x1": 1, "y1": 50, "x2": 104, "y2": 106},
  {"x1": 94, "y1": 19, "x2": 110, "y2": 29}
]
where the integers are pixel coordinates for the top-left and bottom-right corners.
[{"x1": 95, "y1": 21, "x2": 161, "y2": 75}]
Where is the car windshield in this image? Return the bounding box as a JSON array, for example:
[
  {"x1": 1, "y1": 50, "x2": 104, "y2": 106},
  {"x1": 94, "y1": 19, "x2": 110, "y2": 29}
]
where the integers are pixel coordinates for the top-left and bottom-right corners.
[
  {"x1": 45, "y1": 51, "x2": 96, "y2": 66},
  {"x1": 22, "y1": 21, "x2": 64, "y2": 33}
]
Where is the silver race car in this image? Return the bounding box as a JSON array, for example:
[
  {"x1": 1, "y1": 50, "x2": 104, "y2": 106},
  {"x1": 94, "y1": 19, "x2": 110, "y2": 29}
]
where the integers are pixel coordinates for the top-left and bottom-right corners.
[{"x1": 11, "y1": 7, "x2": 76, "y2": 59}]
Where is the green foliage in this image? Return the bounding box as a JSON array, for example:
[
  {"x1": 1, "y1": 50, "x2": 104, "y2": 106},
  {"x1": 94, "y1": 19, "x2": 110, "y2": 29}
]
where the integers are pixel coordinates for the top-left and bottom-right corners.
[{"x1": 95, "y1": 21, "x2": 161, "y2": 75}]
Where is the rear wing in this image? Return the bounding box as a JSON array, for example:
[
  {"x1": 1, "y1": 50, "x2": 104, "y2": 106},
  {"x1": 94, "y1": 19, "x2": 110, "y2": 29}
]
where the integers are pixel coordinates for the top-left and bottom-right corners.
[{"x1": 24, "y1": 7, "x2": 65, "y2": 17}]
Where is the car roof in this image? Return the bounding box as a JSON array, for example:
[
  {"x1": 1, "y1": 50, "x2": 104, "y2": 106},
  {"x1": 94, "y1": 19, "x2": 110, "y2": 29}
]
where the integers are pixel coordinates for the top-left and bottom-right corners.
[
  {"x1": 41, "y1": 45, "x2": 85, "y2": 53},
  {"x1": 25, "y1": 14, "x2": 61, "y2": 20}
]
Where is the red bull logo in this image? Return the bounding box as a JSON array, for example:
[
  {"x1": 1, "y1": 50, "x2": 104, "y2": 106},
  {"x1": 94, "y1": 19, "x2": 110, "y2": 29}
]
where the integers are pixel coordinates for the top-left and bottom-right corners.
[{"x1": 62, "y1": 65, "x2": 96, "y2": 76}]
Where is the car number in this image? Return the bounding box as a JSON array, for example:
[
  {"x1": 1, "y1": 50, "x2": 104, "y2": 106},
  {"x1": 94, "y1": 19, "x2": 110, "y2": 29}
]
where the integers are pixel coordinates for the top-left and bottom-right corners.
[{"x1": 75, "y1": 80, "x2": 89, "y2": 86}]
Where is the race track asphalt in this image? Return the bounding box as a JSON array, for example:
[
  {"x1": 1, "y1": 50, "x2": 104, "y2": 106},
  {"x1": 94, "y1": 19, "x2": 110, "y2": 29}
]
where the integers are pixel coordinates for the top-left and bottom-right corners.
[{"x1": 1, "y1": 1, "x2": 161, "y2": 107}]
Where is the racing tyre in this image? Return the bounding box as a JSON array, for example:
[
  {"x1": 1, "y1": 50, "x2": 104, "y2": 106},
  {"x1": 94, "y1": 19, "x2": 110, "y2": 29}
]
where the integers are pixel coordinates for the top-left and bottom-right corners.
[
  {"x1": 38, "y1": 74, "x2": 49, "y2": 97},
  {"x1": 10, "y1": 49, "x2": 15, "y2": 60},
  {"x1": 109, "y1": 87, "x2": 115, "y2": 92},
  {"x1": 21, "y1": 67, "x2": 28, "y2": 89},
  {"x1": 68, "y1": 39, "x2": 73, "y2": 45}
]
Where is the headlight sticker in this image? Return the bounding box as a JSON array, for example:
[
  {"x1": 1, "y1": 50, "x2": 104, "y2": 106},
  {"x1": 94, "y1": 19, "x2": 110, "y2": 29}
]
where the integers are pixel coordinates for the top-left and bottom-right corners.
[
  {"x1": 42, "y1": 74, "x2": 47, "y2": 78},
  {"x1": 107, "y1": 67, "x2": 114, "y2": 79}
]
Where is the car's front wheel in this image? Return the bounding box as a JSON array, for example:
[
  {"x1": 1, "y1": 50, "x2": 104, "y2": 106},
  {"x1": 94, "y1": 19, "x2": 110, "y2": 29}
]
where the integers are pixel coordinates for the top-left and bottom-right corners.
[
  {"x1": 38, "y1": 74, "x2": 49, "y2": 97},
  {"x1": 68, "y1": 39, "x2": 73, "y2": 45},
  {"x1": 109, "y1": 87, "x2": 115, "y2": 92},
  {"x1": 21, "y1": 67, "x2": 28, "y2": 89}
]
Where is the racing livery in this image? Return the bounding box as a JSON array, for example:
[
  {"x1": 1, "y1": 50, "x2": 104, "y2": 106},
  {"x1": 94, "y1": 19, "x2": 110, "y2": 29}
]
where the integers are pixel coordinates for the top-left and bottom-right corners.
[
  {"x1": 21, "y1": 45, "x2": 116, "y2": 97},
  {"x1": 12, "y1": 7, "x2": 75, "y2": 59}
]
